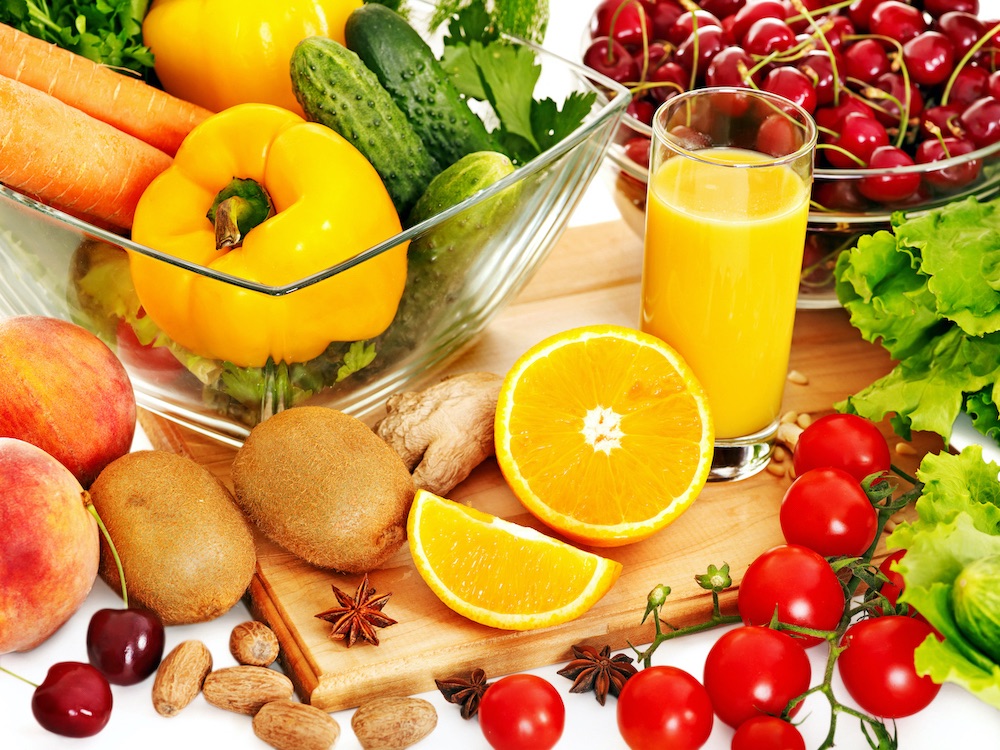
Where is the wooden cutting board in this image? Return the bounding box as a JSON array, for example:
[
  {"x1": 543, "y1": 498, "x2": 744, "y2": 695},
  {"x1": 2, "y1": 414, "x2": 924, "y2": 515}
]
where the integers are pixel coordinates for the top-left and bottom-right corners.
[{"x1": 139, "y1": 220, "x2": 943, "y2": 713}]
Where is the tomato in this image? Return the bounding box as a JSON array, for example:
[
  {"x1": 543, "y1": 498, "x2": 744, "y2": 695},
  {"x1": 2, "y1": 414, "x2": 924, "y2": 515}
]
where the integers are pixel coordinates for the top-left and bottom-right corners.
[
  {"x1": 779, "y1": 467, "x2": 878, "y2": 557},
  {"x1": 792, "y1": 413, "x2": 891, "y2": 483},
  {"x1": 479, "y1": 674, "x2": 565, "y2": 750},
  {"x1": 738, "y1": 544, "x2": 845, "y2": 646},
  {"x1": 703, "y1": 626, "x2": 812, "y2": 729},
  {"x1": 114, "y1": 319, "x2": 188, "y2": 385},
  {"x1": 731, "y1": 715, "x2": 806, "y2": 750},
  {"x1": 837, "y1": 615, "x2": 943, "y2": 718},
  {"x1": 617, "y1": 665, "x2": 714, "y2": 750},
  {"x1": 877, "y1": 548, "x2": 906, "y2": 611}
]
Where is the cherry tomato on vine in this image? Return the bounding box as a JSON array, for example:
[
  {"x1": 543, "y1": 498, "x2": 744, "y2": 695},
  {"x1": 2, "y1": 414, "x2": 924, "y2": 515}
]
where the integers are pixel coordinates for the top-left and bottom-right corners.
[
  {"x1": 779, "y1": 467, "x2": 878, "y2": 556},
  {"x1": 478, "y1": 674, "x2": 565, "y2": 750},
  {"x1": 738, "y1": 544, "x2": 845, "y2": 646},
  {"x1": 838, "y1": 615, "x2": 943, "y2": 718},
  {"x1": 617, "y1": 665, "x2": 714, "y2": 750},
  {"x1": 792, "y1": 413, "x2": 891, "y2": 483},
  {"x1": 876, "y1": 548, "x2": 907, "y2": 612},
  {"x1": 731, "y1": 714, "x2": 806, "y2": 750},
  {"x1": 703, "y1": 626, "x2": 812, "y2": 729}
]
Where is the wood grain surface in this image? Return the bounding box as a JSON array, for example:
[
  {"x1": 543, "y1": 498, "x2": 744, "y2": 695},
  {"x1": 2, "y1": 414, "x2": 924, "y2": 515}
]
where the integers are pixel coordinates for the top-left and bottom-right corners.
[{"x1": 139, "y1": 220, "x2": 944, "y2": 712}]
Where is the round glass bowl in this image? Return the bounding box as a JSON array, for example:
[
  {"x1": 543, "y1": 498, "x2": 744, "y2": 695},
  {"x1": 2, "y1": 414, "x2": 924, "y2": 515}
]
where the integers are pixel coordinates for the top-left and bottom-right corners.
[
  {"x1": 604, "y1": 110, "x2": 1000, "y2": 309},
  {"x1": 0, "y1": 25, "x2": 630, "y2": 446}
]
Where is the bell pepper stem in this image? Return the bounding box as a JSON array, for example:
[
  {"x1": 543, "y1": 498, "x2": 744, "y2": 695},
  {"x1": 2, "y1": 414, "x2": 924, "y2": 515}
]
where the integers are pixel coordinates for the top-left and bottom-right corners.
[{"x1": 208, "y1": 177, "x2": 275, "y2": 250}]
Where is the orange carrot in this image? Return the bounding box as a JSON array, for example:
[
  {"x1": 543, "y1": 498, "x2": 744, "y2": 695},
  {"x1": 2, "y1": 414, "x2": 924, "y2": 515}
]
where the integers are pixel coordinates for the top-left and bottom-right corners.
[
  {"x1": 0, "y1": 23, "x2": 212, "y2": 157},
  {"x1": 0, "y1": 74, "x2": 172, "y2": 231}
]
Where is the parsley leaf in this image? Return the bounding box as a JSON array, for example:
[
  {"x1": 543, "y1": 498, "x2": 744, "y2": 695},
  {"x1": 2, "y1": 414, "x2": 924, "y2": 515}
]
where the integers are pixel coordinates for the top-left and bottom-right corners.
[{"x1": 432, "y1": 0, "x2": 546, "y2": 43}]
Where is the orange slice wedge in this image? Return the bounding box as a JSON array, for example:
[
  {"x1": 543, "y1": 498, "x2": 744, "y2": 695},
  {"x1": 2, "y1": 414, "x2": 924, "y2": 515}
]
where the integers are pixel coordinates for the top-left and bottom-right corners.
[
  {"x1": 407, "y1": 489, "x2": 622, "y2": 630},
  {"x1": 495, "y1": 324, "x2": 714, "y2": 547}
]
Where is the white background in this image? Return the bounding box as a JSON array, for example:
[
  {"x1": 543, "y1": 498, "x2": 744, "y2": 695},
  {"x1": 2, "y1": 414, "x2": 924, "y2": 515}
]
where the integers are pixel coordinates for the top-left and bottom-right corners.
[{"x1": 4, "y1": 0, "x2": 1000, "y2": 747}]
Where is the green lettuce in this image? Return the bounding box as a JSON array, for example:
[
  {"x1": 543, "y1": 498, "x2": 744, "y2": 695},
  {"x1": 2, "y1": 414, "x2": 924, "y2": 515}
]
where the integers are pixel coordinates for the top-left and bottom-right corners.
[
  {"x1": 835, "y1": 196, "x2": 1000, "y2": 442},
  {"x1": 887, "y1": 446, "x2": 1000, "y2": 707}
]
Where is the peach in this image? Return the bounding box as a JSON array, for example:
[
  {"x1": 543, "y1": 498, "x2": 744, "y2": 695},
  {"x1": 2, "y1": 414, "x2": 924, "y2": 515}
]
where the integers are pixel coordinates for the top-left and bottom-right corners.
[
  {"x1": 0, "y1": 438, "x2": 99, "y2": 654},
  {"x1": 0, "y1": 315, "x2": 136, "y2": 488}
]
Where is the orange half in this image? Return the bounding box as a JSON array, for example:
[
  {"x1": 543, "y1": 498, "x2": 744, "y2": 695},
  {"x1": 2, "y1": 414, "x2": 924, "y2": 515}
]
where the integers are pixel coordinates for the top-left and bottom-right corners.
[
  {"x1": 407, "y1": 490, "x2": 622, "y2": 630},
  {"x1": 494, "y1": 324, "x2": 714, "y2": 547}
]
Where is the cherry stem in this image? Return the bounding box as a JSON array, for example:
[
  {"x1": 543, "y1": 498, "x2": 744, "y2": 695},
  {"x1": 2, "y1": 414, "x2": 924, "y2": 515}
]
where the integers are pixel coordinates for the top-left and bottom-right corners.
[
  {"x1": 86, "y1": 500, "x2": 129, "y2": 609},
  {"x1": 0, "y1": 664, "x2": 39, "y2": 689},
  {"x1": 789, "y1": 0, "x2": 843, "y2": 106},
  {"x1": 941, "y1": 20, "x2": 1000, "y2": 106}
]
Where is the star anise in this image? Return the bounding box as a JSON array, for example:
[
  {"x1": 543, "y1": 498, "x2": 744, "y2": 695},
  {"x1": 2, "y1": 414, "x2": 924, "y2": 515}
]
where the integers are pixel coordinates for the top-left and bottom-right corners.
[
  {"x1": 557, "y1": 643, "x2": 637, "y2": 705},
  {"x1": 314, "y1": 573, "x2": 397, "y2": 647},
  {"x1": 435, "y1": 668, "x2": 492, "y2": 719}
]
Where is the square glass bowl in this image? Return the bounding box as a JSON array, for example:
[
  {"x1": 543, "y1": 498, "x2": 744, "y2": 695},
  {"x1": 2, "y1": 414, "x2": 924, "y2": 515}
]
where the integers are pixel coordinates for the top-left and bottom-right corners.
[{"x1": 0, "y1": 21, "x2": 631, "y2": 446}]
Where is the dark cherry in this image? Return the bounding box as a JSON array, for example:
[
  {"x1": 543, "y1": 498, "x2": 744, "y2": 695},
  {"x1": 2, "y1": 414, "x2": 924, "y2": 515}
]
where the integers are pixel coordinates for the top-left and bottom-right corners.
[
  {"x1": 990, "y1": 70, "x2": 1000, "y2": 100},
  {"x1": 859, "y1": 145, "x2": 922, "y2": 203},
  {"x1": 590, "y1": 0, "x2": 653, "y2": 48},
  {"x1": 847, "y1": 0, "x2": 882, "y2": 31},
  {"x1": 797, "y1": 49, "x2": 845, "y2": 106},
  {"x1": 923, "y1": 0, "x2": 979, "y2": 18},
  {"x1": 31, "y1": 662, "x2": 113, "y2": 738},
  {"x1": 583, "y1": 37, "x2": 640, "y2": 84},
  {"x1": 649, "y1": 0, "x2": 686, "y2": 39},
  {"x1": 667, "y1": 9, "x2": 723, "y2": 46},
  {"x1": 730, "y1": 0, "x2": 786, "y2": 43},
  {"x1": 947, "y1": 64, "x2": 991, "y2": 105},
  {"x1": 869, "y1": 0, "x2": 927, "y2": 44},
  {"x1": 920, "y1": 102, "x2": 967, "y2": 139},
  {"x1": 675, "y1": 25, "x2": 727, "y2": 80},
  {"x1": 915, "y1": 136, "x2": 982, "y2": 190},
  {"x1": 623, "y1": 135, "x2": 652, "y2": 168},
  {"x1": 936, "y1": 11, "x2": 986, "y2": 58},
  {"x1": 762, "y1": 66, "x2": 818, "y2": 114},
  {"x1": 648, "y1": 61, "x2": 689, "y2": 103},
  {"x1": 812, "y1": 178, "x2": 871, "y2": 211},
  {"x1": 958, "y1": 95, "x2": 1000, "y2": 148},
  {"x1": 701, "y1": 0, "x2": 747, "y2": 20},
  {"x1": 827, "y1": 111, "x2": 890, "y2": 167},
  {"x1": 844, "y1": 37, "x2": 891, "y2": 83},
  {"x1": 742, "y1": 16, "x2": 798, "y2": 56},
  {"x1": 902, "y1": 31, "x2": 956, "y2": 87},
  {"x1": 86, "y1": 607, "x2": 166, "y2": 686},
  {"x1": 626, "y1": 97, "x2": 656, "y2": 125},
  {"x1": 706, "y1": 45, "x2": 757, "y2": 87},
  {"x1": 871, "y1": 71, "x2": 925, "y2": 128}
]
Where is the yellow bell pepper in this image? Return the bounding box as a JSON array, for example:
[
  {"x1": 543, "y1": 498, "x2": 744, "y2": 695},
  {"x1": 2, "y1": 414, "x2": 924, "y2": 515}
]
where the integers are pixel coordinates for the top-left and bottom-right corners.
[
  {"x1": 129, "y1": 103, "x2": 407, "y2": 368},
  {"x1": 142, "y1": 0, "x2": 362, "y2": 114}
]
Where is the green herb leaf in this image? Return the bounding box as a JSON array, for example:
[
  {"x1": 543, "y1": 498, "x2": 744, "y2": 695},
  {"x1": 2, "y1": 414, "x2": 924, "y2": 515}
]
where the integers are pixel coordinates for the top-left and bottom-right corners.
[
  {"x1": 337, "y1": 341, "x2": 377, "y2": 382},
  {"x1": 433, "y1": 0, "x2": 547, "y2": 43},
  {"x1": 470, "y1": 41, "x2": 540, "y2": 152}
]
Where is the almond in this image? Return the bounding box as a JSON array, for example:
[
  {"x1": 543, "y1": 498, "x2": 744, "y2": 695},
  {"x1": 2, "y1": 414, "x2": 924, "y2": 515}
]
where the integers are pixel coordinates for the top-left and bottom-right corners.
[
  {"x1": 253, "y1": 700, "x2": 340, "y2": 750},
  {"x1": 230, "y1": 620, "x2": 280, "y2": 667},
  {"x1": 202, "y1": 665, "x2": 294, "y2": 715},
  {"x1": 151, "y1": 640, "x2": 213, "y2": 718},
  {"x1": 351, "y1": 696, "x2": 437, "y2": 750}
]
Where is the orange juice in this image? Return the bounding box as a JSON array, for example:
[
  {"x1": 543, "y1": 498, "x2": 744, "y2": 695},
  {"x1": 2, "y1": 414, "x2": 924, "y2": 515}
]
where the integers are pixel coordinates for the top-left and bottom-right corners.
[{"x1": 641, "y1": 147, "x2": 809, "y2": 439}]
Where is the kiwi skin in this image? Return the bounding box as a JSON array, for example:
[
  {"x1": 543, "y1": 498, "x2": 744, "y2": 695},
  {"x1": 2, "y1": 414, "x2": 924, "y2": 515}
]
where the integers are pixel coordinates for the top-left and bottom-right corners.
[
  {"x1": 88, "y1": 450, "x2": 257, "y2": 625},
  {"x1": 231, "y1": 406, "x2": 416, "y2": 574}
]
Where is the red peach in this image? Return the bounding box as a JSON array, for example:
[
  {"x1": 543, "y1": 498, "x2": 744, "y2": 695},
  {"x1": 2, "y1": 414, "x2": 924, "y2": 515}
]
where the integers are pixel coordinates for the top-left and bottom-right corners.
[
  {"x1": 0, "y1": 438, "x2": 99, "y2": 653},
  {"x1": 0, "y1": 316, "x2": 136, "y2": 487}
]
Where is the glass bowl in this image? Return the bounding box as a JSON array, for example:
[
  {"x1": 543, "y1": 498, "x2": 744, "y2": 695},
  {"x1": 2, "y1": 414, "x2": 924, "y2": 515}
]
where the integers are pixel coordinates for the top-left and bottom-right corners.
[
  {"x1": 604, "y1": 110, "x2": 1000, "y2": 309},
  {"x1": 0, "y1": 20, "x2": 631, "y2": 447}
]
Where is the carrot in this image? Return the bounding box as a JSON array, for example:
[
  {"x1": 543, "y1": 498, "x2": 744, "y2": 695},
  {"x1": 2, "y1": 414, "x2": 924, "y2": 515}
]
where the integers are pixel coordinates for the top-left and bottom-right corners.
[
  {"x1": 0, "y1": 74, "x2": 172, "y2": 231},
  {"x1": 0, "y1": 23, "x2": 212, "y2": 157}
]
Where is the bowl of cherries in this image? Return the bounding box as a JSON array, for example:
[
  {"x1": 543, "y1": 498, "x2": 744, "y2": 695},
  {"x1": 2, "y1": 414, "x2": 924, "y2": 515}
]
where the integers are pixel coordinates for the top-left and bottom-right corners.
[{"x1": 583, "y1": 0, "x2": 1000, "y2": 307}]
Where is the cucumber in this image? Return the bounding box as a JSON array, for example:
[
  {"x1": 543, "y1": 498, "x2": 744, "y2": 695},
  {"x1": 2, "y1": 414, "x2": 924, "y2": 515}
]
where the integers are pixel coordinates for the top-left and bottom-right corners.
[
  {"x1": 344, "y1": 4, "x2": 499, "y2": 169},
  {"x1": 290, "y1": 36, "x2": 437, "y2": 217}
]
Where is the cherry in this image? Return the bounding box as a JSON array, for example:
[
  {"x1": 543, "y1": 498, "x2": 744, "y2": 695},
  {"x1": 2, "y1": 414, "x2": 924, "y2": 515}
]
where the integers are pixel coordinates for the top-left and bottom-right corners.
[
  {"x1": 649, "y1": 0, "x2": 685, "y2": 39},
  {"x1": 591, "y1": 0, "x2": 653, "y2": 48},
  {"x1": 869, "y1": 0, "x2": 927, "y2": 44},
  {"x1": 623, "y1": 135, "x2": 651, "y2": 168},
  {"x1": 920, "y1": 102, "x2": 966, "y2": 139},
  {"x1": 958, "y1": 95, "x2": 1000, "y2": 148},
  {"x1": 923, "y1": 0, "x2": 979, "y2": 18},
  {"x1": 706, "y1": 45, "x2": 757, "y2": 87},
  {"x1": 990, "y1": 70, "x2": 1000, "y2": 100},
  {"x1": 762, "y1": 66, "x2": 818, "y2": 114},
  {"x1": 86, "y1": 607, "x2": 165, "y2": 686},
  {"x1": 757, "y1": 112, "x2": 807, "y2": 157},
  {"x1": 847, "y1": 0, "x2": 882, "y2": 31},
  {"x1": 730, "y1": 0, "x2": 786, "y2": 43},
  {"x1": 813, "y1": 178, "x2": 871, "y2": 211},
  {"x1": 947, "y1": 64, "x2": 991, "y2": 105},
  {"x1": 742, "y1": 16, "x2": 798, "y2": 57},
  {"x1": 701, "y1": 0, "x2": 746, "y2": 21},
  {"x1": 797, "y1": 49, "x2": 845, "y2": 106},
  {"x1": 915, "y1": 136, "x2": 982, "y2": 190},
  {"x1": 859, "y1": 145, "x2": 922, "y2": 202},
  {"x1": 815, "y1": 96, "x2": 877, "y2": 135},
  {"x1": 626, "y1": 98, "x2": 656, "y2": 125},
  {"x1": 936, "y1": 11, "x2": 986, "y2": 59},
  {"x1": 826, "y1": 111, "x2": 890, "y2": 167},
  {"x1": 667, "y1": 9, "x2": 722, "y2": 46},
  {"x1": 902, "y1": 31, "x2": 956, "y2": 87},
  {"x1": 844, "y1": 37, "x2": 891, "y2": 83},
  {"x1": 871, "y1": 71, "x2": 925, "y2": 129},
  {"x1": 823, "y1": 14, "x2": 858, "y2": 52},
  {"x1": 31, "y1": 662, "x2": 113, "y2": 738},
  {"x1": 675, "y1": 25, "x2": 727, "y2": 80},
  {"x1": 648, "y1": 60, "x2": 689, "y2": 103},
  {"x1": 583, "y1": 37, "x2": 639, "y2": 84}
]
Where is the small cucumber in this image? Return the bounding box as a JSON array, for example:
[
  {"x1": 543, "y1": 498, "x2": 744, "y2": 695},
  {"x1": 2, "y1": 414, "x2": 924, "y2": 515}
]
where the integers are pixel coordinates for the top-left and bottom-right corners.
[
  {"x1": 290, "y1": 36, "x2": 437, "y2": 217},
  {"x1": 344, "y1": 4, "x2": 499, "y2": 169}
]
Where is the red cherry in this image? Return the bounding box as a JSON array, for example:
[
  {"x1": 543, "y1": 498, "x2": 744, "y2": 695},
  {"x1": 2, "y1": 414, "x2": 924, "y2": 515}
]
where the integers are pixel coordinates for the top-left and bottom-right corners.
[
  {"x1": 959, "y1": 95, "x2": 1000, "y2": 148},
  {"x1": 31, "y1": 662, "x2": 113, "y2": 738},
  {"x1": 649, "y1": 0, "x2": 685, "y2": 39},
  {"x1": 847, "y1": 0, "x2": 882, "y2": 30},
  {"x1": 626, "y1": 97, "x2": 657, "y2": 125},
  {"x1": 667, "y1": 9, "x2": 723, "y2": 46},
  {"x1": 844, "y1": 37, "x2": 891, "y2": 83},
  {"x1": 915, "y1": 136, "x2": 982, "y2": 191},
  {"x1": 743, "y1": 16, "x2": 798, "y2": 56},
  {"x1": 813, "y1": 179, "x2": 871, "y2": 211},
  {"x1": 757, "y1": 111, "x2": 808, "y2": 156},
  {"x1": 871, "y1": 71, "x2": 925, "y2": 129},
  {"x1": 675, "y1": 25, "x2": 726, "y2": 80},
  {"x1": 648, "y1": 61, "x2": 689, "y2": 103},
  {"x1": 730, "y1": 0, "x2": 786, "y2": 42},
  {"x1": 623, "y1": 135, "x2": 652, "y2": 168},
  {"x1": 823, "y1": 14, "x2": 857, "y2": 52},
  {"x1": 797, "y1": 49, "x2": 845, "y2": 106},
  {"x1": 947, "y1": 64, "x2": 991, "y2": 106},
  {"x1": 583, "y1": 37, "x2": 640, "y2": 84},
  {"x1": 591, "y1": 0, "x2": 653, "y2": 47},
  {"x1": 869, "y1": 0, "x2": 927, "y2": 43},
  {"x1": 762, "y1": 66, "x2": 818, "y2": 114},
  {"x1": 701, "y1": 0, "x2": 746, "y2": 21},
  {"x1": 706, "y1": 45, "x2": 757, "y2": 87},
  {"x1": 815, "y1": 96, "x2": 877, "y2": 134},
  {"x1": 902, "y1": 31, "x2": 955, "y2": 87},
  {"x1": 923, "y1": 0, "x2": 979, "y2": 17},
  {"x1": 827, "y1": 111, "x2": 890, "y2": 167},
  {"x1": 920, "y1": 102, "x2": 966, "y2": 139},
  {"x1": 87, "y1": 607, "x2": 166, "y2": 686},
  {"x1": 990, "y1": 70, "x2": 1000, "y2": 100},
  {"x1": 859, "y1": 145, "x2": 922, "y2": 202},
  {"x1": 936, "y1": 11, "x2": 986, "y2": 58}
]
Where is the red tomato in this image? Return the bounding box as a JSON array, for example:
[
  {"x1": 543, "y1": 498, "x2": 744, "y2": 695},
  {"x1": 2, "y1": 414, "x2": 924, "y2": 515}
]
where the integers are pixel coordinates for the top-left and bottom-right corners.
[
  {"x1": 779, "y1": 467, "x2": 878, "y2": 556},
  {"x1": 731, "y1": 715, "x2": 806, "y2": 750},
  {"x1": 738, "y1": 544, "x2": 845, "y2": 646},
  {"x1": 838, "y1": 615, "x2": 943, "y2": 718},
  {"x1": 792, "y1": 413, "x2": 891, "y2": 483},
  {"x1": 877, "y1": 548, "x2": 907, "y2": 610},
  {"x1": 617, "y1": 665, "x2": 714, "y2": 750},
  {"x1": 703, "y1": 626, "x2": 812, "y2": 728},
  {"x1": 479, "y1": 674, "x2": 565, "y2": 750}
]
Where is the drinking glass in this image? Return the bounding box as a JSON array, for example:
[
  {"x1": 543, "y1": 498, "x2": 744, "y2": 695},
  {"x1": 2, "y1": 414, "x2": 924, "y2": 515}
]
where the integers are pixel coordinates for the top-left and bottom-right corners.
[{"x1": 640, "y1": 87, "x2": 817, "y2": 481}]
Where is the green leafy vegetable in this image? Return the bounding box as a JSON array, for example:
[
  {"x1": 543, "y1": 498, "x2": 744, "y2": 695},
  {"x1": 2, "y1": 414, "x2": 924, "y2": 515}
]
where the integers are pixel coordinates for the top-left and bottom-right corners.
[
  {"x1": 887, "y1": 446, "x2": 1000, "y2": 708},
  {"x1": 834, "y1": 196, "x2": 1000, "y2": 442},
  {"x1": 430, "y1": 0, "x2": 547, "y2": 43},
  {"x1": 0, "y1": 0, "x2": 155, "y2": 78}
]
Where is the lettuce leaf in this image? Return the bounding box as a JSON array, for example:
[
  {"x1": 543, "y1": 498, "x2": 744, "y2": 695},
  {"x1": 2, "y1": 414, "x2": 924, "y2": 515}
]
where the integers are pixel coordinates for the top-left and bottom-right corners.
[
  {"x1": 835, "y1": 196, "x2": 1000, "y2": 443},
  {"x1": 886, "y1": 446, "x2": 1000, "y2": 707}
]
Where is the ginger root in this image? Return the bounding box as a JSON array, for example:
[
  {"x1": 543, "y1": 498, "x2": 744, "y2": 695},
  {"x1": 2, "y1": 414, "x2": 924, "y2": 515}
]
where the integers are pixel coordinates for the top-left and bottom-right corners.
[{"x1": 375, "y1": 372, "x2": 503, "y2": 496}]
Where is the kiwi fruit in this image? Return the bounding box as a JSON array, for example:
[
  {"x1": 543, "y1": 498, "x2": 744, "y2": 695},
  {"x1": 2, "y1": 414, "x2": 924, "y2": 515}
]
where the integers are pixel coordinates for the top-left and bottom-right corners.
[
  {"x1": 88, "y1": 450, "x2": 256, "y2": 625},
  {"x1": 231, "y1": 406, "x2": 415, "y2": 573}
]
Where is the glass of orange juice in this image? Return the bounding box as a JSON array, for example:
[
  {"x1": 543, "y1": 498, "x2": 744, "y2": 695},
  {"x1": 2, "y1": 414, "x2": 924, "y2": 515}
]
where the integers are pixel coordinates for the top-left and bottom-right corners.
[{"x1": 641, "y1": 87, "x2": 817, "y2": 482}]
